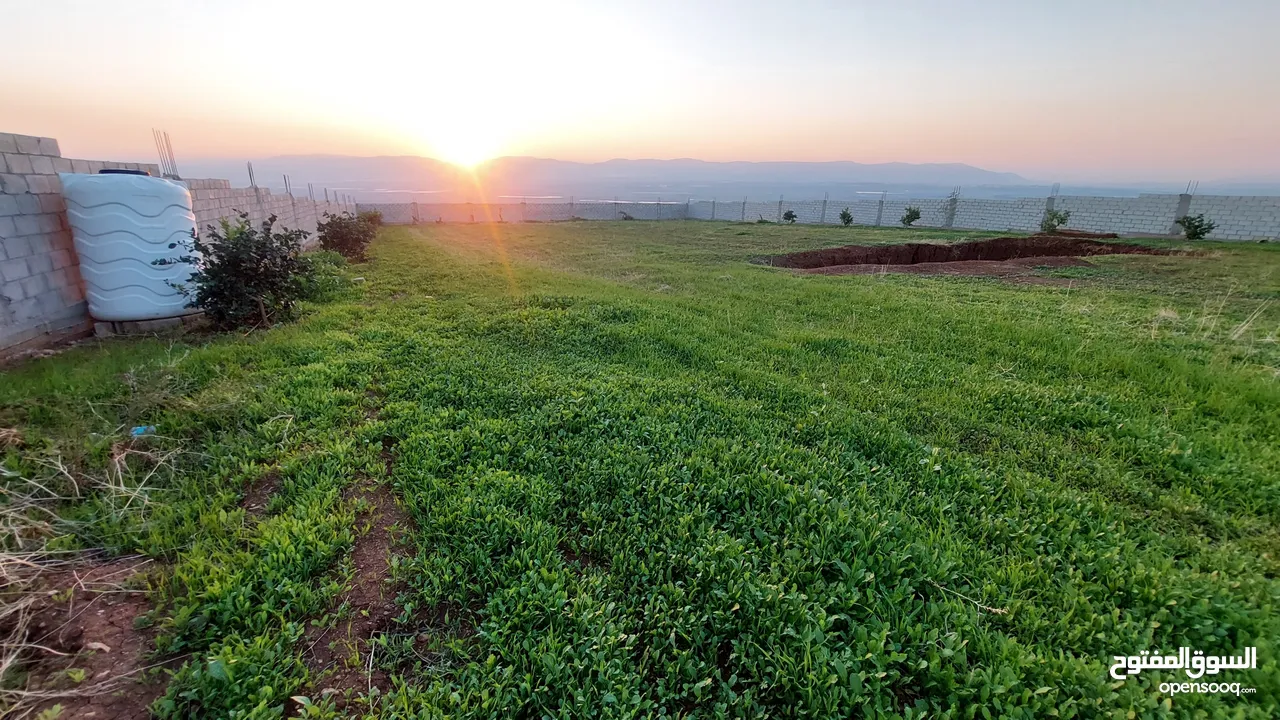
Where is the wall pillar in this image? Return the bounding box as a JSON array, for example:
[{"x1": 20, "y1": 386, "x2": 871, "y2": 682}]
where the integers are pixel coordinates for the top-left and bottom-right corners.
[{"x1": 1169, "y1": 193, "x2": 1192, "y2": 235}]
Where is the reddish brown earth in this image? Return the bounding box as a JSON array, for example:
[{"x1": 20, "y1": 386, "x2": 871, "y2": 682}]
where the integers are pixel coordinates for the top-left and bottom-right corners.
[
  {"x1": 21, "y1": 559, "x2": 173, "y2": 720},
  {"x1": 765, "y1": 232, "x2": 1177, "y2": 278},
  {"x1": 805, "y1": 255, "x2": 1092, "y2": 278},
  {"x1": 240, "y1": 469, "x2": 282, "y2": 516}
]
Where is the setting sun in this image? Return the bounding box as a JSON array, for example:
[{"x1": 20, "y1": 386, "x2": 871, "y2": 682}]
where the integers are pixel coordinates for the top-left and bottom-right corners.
[
  {"x1": 423, "y1": 115, "x2": 506, "y2": 169},
  {"x1": 433, "y1": 134, "x2": 498, "y2": 168}
]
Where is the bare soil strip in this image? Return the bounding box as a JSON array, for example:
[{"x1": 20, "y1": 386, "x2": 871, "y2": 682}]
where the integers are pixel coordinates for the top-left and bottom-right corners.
[
  {"x1": 764, "y1": 233, "x2": 1176, "y2": 278},
  {"x1": 240, "y1": 469, "x2": 282, "y2": 516},
  {"x1": 299, "y1": 433, "x2": 410, "y2": 710},
  {"x1": 21, "y1": 559, "x2": 175, "y2": 720}
]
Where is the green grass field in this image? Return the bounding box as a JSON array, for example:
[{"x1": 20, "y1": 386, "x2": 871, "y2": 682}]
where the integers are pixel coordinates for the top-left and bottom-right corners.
[{"x1": 3, "y1": 222, "x2": 1278, "y2": 718}]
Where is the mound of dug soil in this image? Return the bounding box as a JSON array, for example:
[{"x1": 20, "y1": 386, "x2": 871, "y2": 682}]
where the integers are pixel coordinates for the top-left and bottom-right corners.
[{"x1": 766, "y1": 233, "x2": 1172, "y2": 278}]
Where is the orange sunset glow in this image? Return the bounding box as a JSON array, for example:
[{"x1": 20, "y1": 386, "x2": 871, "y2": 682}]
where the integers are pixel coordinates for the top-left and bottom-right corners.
[{"x1": 3, "y1": 1, "x2": 1278, "y2": 183}]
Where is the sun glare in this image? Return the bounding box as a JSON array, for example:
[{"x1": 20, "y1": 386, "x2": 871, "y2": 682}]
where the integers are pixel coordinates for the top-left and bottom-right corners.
[{"x1": 432, "y1": 130, "x2": 500, "y2": 169}]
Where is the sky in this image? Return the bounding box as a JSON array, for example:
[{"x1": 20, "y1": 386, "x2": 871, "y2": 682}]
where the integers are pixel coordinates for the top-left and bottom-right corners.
[{"x1": 3, "y1": 0, "x2": 1279, "y2": 183}]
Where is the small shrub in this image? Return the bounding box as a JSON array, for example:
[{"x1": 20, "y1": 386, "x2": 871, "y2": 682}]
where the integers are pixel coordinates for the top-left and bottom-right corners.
[
  {"x1": 158, "y1": 213, "x2": 313, "y2": 331},
  {"x1": 839, "y1": 207, "x2": 853, "y2": 226},
  {"x1": 782, "y1": 210, "x2": 797, "y2": 224},
  {"x1": 901, "y1": 206, "x2": 922, "y2": 227},
  {"x1": 356, "y1": 209, "x2": 383, "y2": 227},
  {"x1": 1175, "y1": 213, "x2": 1216, "y2": 240},
  {"x1": 1040, "y1": 209, "x2": 1072, "y2": 233},
  {"x1": 756, "y1": 215, "x2": 773, "y2": 224},
  {"x1": 316, "y1": 212, "x2": 375, "y2": 261}
]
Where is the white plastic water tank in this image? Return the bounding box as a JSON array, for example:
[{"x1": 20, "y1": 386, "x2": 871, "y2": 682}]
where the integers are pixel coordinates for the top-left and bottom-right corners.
[{"x1": 60, "y1": 173, "x2": 199, "y2": 321}]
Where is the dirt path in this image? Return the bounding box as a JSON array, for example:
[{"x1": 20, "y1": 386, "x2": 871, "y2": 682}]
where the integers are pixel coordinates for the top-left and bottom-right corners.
[{"x1": 298, "y1": 426, "x2": 411, "y2": 711}]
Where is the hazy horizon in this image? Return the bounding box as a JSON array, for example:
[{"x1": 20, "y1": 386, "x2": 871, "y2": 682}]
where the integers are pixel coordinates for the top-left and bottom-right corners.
[{"x1": 5, "y1": 0, "x2": 1279, "y2": 185}]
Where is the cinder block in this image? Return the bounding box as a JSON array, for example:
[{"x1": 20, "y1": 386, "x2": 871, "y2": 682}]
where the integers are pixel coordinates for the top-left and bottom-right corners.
[
  {"x1": 35, "y1": 288, "x2": 70, "y2": 315},
  {"x1": 0, "y1": 134, "x2": 17, "y2": 154},
  {"x1": 29, "y1": 155, "x2": 55, "y2": 175},
  {"x1": 5, "y1": 235, "x2": 33, "y2": 258},
  {"x1": 37, "y1": 194, "x2": 64, "y2": 213},
  {"x1": 12, "y1": 291, "x2": 47, "y2": 318},
  {"x1": 49, "y1": 248, "x2": 73, "y2": 269},
  {"x1": 26, "y1": 235, "x2": 53, "y2": 259},
  {"x1": 0, "y1": 217, "x2": 15, "y2": 239},
  {"x1": 14, "y1": 215, "x2": 41, "y2": 236},
  {"x1": 15, "y1": 194, "x2": 40, "y2": 214},
  {"x1": 14, "y1": 135, "x2": 41, "y2": 154},
  {"x1": 52, "y1": 157, "x2": 73, "y2": 173},
  {"x1": 3, "y1": 154, "x2": 34, "y2": 174},
  {"x1": 20, "y1": 273, "x2": 47, "y2": 297},
  {"x1": 0, "y1": 174, "x2": 28, "y2": 194},
  {"x1": 25, "y1": 175, "x2": 52, "y2": 194},
  {"x1": 1, "y1": 257, "x2": 30, "y2": 282},
  {"x1": 36, "y1": 137, "x2": 60, "y2": 156},
  {"x1": 70, "y1": 159, "x2": 92, "y2": 174},
  {"x1": 59, "y1": 265, "x2": 84, "y2": 293},
  {"x1": 42, "y1": 267, "x2": 65, "y2": 289},
  {"x1": 0, "y1": 195, "x2": 18, "y2": 216},
  {"x1": 36, "y1": 214, "x2": 61, "y2": 233}
]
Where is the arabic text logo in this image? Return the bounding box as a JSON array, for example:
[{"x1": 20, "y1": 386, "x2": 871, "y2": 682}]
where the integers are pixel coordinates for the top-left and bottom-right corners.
[{"x1": 1109, "y1": 647, "x2": 1258, "y2": 681}]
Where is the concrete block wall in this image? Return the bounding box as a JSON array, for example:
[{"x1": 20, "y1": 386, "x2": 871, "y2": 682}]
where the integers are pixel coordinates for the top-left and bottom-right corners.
[
  {"x1": 1186, "y1": 195, "x2": 1280, "y2": 241},
  {"x1": 954, "y1": 198, "x2": 1046, "y2": 232},
  {"x1": 878, "y1": 198, "x2": 949, "y2": 228},
  {"x1": 360, "y1": 193, "x2": 1280, "y2": 241},
  {"x1": 1053, "y1": 194, "x2": 1181, "y2": 235},
  {"x1": 415, "y1": 202, "x2": 520, "y2": 222},
  {"x1": 185, "y1": 178, "x2": 355, "y2": 243}
]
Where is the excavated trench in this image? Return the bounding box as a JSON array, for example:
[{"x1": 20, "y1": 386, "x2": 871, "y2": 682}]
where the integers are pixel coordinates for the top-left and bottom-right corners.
[{"x1": 765, "y1": 233, "x2": 1175, "y2": 278}]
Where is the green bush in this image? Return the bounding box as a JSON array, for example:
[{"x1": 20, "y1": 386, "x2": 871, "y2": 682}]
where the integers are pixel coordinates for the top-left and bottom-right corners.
[
  {"x1": 357, "y1": 209, "x2": 383, "y2": 227},
  {"x1": 1176, "y1": 213, "x2": 1217, "y2": 240},
  {"x1": 316, "y1": 212, "x2": 376, "y2": 261},
  {"x1": 782, "y1": 210, "x2": 797, "y2": 224},
  {"x1": 901, "y1": 206, "x2": 921, "y2": 227},
  {"x1": 839, "y1": 207, "x2": 853, "y2": 226},
  {"x1": 1040, "y1": 208, "x2": 1072, "y2": 233},
  {"x1": 159, "y1": 214, "x2": 313, "y2": 331}
]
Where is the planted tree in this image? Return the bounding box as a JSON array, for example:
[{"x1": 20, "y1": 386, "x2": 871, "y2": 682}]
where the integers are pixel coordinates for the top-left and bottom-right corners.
[
  {"x1": 839, "y1": 207, "x2": 853, "y2": 226},
  {"x1": 901, "y1": 206, "x2": 922, "y2": 227},
  {"x1": 316, "y1": 212, "x2": 376, "y2": 261},
  {"x1": 1175, "y1": 213, "x2": 1217, "y2": 240},
  {"x1": 1040, "y1": 209, "x2": 1072, "y2": 233},
  {"x1": 158, "y1": 213, "x2": 314, "y2": 330},
  {"x1": 782, "y1": 210, "x2": 797, "y2": 224}
]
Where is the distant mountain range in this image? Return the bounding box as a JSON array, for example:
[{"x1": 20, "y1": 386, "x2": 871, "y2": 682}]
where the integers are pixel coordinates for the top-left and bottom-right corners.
[
  {"x1": 177, "y1": 155, "x2": 1280, "y2": 202},
  {"x1": 180, "y1": 155, "x2": 1036, "y2": 203}
]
